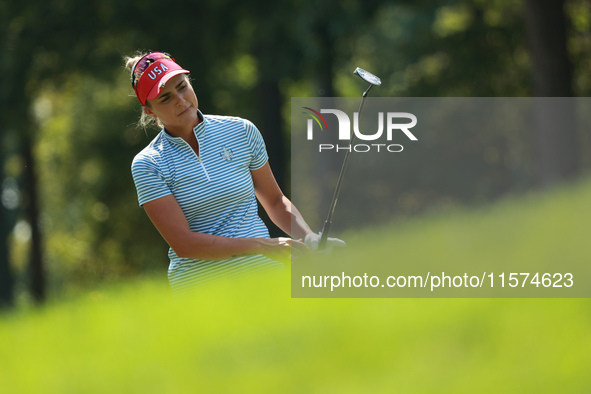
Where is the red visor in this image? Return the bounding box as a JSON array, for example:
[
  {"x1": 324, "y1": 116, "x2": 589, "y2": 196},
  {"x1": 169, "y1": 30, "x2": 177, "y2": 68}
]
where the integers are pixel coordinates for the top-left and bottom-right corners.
[{"x1": 132, "y1": 54, "x2": 190, "y2": 105}]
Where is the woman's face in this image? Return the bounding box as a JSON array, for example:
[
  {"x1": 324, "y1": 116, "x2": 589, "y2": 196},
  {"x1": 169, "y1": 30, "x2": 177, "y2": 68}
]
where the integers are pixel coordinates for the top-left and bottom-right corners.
[{"x1": 144, "y1": 74, "x2": 199, "y2": 132}]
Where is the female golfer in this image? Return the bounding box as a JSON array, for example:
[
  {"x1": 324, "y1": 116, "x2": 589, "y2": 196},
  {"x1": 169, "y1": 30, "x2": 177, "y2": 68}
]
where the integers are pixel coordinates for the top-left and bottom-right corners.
[{"x1": 126, "y1": 52, "x2": 342, "y2": 294}]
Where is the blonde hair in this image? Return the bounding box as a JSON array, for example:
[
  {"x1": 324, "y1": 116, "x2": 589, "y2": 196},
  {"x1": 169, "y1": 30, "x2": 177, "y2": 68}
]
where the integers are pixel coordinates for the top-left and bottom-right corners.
[{"x1": 124, "y1": 52, "x2": 162, "y2": 129}]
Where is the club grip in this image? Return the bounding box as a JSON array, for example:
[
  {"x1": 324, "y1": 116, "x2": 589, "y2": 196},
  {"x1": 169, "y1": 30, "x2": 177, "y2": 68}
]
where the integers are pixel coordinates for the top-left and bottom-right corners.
[{"x1": 318, "y1": 220, "x2": 332, "y2": 251}]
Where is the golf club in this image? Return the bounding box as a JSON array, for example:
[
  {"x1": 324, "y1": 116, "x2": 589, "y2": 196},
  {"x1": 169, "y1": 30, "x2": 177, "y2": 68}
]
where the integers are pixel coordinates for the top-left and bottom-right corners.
[{"x1": 318, "y1": 67, "x2": 382, "y2": 251}]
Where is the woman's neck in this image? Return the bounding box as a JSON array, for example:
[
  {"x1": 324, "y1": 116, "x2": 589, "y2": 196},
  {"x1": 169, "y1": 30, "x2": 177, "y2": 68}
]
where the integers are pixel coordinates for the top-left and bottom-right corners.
[
  {"x1": 164, "y1": 111, "x2": 202, "y2": 140},
  {"x1": 164, "y1": 113, "x2": 202, "y2": 154}
]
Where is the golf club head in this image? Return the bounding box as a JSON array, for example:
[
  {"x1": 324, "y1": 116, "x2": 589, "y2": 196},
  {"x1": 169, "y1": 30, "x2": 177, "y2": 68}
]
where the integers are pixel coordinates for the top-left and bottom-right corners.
[{"x1": 354, "y1": 67, "x2": 382, "y2": 86}]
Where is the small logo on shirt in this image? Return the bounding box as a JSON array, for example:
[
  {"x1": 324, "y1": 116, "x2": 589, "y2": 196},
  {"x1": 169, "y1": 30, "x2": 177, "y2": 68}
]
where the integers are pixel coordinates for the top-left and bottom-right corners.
[{"x1": 220, "y1": 146, "x2": 233, "y2": 161}]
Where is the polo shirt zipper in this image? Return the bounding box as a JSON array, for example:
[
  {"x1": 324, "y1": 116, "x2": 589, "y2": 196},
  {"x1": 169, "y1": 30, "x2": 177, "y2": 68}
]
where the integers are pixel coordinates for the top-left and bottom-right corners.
[
  {"x1": 190, "y1": 136, "x2": 211, "y2": 182},
  {"x1": 197, "y1": 155, "x2": 211, "y2": 181}
]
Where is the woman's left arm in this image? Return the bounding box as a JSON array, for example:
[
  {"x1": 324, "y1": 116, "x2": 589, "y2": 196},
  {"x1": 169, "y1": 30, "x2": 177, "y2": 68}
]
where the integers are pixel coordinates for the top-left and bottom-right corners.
[{"x1": 252, "y1": 162, "x2": 313, "y2": 240}]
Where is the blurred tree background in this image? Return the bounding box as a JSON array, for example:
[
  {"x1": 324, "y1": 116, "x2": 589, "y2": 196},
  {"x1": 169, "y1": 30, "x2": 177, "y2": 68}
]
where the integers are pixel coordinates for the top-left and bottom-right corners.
[{"x1": 1, "y1": 0, "x2": 590, "y2": 306}]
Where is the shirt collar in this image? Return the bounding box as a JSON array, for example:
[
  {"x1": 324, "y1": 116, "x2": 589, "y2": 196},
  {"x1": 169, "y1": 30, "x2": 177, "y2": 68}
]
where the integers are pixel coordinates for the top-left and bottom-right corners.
[{"x1": 193, "y1": 110, "x2": 206, "y2": 137}]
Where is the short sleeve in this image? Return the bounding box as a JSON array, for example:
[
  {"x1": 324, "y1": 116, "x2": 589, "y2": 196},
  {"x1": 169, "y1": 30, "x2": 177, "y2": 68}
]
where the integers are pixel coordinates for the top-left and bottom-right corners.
[
  {"x1": 244, "y1": 119, "x2": 269, "y2": 170},
  {"x1": 131, "y1": 154, "x2": 172, "y2": 206}
]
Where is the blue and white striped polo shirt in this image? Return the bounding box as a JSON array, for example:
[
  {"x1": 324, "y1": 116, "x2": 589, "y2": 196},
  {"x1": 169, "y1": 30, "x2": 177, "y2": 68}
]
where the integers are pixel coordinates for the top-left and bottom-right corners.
[{"x1": 131, "y1": 111, "x2": 283, "y2": 294}]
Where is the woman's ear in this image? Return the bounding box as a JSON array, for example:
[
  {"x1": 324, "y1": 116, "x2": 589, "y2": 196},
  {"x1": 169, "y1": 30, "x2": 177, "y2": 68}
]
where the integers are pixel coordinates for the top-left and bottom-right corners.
[{"x1": 143, "y1": 106, "x2": 157, "y2": 118}]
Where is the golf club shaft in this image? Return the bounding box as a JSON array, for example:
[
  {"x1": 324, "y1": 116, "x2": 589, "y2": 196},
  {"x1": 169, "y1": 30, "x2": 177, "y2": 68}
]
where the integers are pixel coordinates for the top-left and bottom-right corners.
[{"x1": 318, "y1": 85, "x2": 373, "y2": 250}]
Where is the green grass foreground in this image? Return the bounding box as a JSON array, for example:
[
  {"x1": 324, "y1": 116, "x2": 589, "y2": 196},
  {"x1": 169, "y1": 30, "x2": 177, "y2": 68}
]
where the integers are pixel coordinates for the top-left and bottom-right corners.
[{"x1": 2, "y1": 180, "x2": 591, "y2": 393}]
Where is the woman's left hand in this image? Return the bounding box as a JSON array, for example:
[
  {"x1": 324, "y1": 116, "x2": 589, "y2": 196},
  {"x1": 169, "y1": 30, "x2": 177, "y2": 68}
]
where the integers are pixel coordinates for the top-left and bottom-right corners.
[{"x1": 304, "y1": 232, "x2": 346, "y2": 252}]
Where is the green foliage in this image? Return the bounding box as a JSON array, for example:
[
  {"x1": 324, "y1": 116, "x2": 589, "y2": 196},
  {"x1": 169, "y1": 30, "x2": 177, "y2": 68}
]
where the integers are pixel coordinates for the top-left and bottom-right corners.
[
  {"x1": 567, "y1": 0, "x2": 591, "y2": 95},
  {"x1": 34, "y1": 73, "x2": 169, "y2": 296},
  {"x1": 2, "y1": 175, "x2": 591, "y2": 392},
  {"x1": 351, "y1": 0, "x2": 531, "y2": 97}
]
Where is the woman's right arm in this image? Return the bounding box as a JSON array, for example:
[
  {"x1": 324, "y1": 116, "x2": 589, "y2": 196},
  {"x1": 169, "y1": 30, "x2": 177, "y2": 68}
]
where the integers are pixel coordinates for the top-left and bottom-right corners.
[{"x1": 142, "y1": 195, "x2": 305, "y2": 262}]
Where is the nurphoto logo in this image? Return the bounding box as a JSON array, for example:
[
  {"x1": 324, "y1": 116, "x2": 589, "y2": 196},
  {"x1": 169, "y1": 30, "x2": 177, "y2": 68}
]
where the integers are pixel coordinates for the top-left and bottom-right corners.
[{"x1": 303, "y1": 107, "x2": 418, "y2": 153}]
